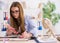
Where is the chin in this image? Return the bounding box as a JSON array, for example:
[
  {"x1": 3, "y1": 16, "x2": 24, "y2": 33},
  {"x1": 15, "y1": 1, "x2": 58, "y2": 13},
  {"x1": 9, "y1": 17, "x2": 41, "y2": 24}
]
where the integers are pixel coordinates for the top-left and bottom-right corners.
[{"x1": 15, "y1": 17, "x2": 18, "y2": 19}]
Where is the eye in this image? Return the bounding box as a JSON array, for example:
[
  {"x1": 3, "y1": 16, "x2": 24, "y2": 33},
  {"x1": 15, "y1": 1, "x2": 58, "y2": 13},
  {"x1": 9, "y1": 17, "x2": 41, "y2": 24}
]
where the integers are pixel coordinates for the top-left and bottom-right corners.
[
  {"x1": 11, "y1": 10, "x2": 19, "y2": 14},
  {"x1": 15, "y1": 10, "x2": 19, "y2": 12}
]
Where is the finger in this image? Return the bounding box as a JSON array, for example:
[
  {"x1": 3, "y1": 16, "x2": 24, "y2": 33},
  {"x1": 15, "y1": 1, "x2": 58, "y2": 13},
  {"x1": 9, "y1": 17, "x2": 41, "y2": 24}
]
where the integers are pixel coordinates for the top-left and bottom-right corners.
[{"x1": 19, "y1": 35, "x2": 24, "y2": 38}]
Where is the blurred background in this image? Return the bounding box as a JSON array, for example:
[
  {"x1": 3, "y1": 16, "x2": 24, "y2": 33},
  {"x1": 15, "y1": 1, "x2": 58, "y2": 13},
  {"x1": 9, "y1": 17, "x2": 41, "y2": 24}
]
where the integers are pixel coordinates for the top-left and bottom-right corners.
[{"x1": 0, "y1": 0, "x2": 60, "y2": 35}]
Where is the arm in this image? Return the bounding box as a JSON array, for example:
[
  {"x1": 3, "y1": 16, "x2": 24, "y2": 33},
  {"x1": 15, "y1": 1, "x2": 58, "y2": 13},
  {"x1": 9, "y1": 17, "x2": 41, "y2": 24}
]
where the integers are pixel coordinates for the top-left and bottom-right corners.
[
  {"x1": 42, "y1": 18, "x2": 56, "y2": 38},
  {"x1": 25, "y1": 15, "x2": 38, "y2": 37}
]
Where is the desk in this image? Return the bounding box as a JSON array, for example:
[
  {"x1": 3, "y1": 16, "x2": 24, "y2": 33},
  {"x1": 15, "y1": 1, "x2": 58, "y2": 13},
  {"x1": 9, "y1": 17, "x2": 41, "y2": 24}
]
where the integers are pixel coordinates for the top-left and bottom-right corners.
[
  {"x1": 0, "y1": 38, "x2": 36, "y2": 43},
  {"x1": 0, "y1": 38, "x2": 59, "y2": 43}
]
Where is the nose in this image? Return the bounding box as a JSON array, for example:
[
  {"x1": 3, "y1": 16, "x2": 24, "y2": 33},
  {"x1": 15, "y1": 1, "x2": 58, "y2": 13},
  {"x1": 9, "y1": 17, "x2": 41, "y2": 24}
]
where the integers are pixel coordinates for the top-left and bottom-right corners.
[{"x1": 13, "y1": 13, "x2": 17, "y2": 17}]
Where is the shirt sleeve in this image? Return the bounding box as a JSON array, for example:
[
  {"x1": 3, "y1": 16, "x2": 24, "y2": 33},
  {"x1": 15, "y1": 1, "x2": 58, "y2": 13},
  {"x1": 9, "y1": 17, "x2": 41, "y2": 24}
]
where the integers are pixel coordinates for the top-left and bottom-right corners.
[{"x1": 25, "y1": 15, "x2": 38, "y2": 37}]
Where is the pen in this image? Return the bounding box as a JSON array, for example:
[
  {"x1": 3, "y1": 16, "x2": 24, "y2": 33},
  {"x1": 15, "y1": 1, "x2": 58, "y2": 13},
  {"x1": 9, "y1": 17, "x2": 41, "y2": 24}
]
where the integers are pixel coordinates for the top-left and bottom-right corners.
[{"x1": 30, "y1": 37, "x2": 41, "y2": 43}]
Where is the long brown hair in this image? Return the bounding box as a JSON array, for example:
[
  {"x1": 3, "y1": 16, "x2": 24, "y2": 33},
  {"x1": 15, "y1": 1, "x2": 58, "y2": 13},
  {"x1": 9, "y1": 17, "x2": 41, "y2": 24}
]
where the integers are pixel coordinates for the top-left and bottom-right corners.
[{"x1": 10, "y1": 2, "x2": 25, "y2": 34}]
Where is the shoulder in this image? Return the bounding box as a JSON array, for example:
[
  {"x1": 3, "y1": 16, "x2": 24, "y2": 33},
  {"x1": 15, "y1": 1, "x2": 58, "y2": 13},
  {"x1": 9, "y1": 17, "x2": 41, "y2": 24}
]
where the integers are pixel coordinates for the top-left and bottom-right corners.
[{"x1": 24, "y1": 14, "x2": 37, "y2": 20}]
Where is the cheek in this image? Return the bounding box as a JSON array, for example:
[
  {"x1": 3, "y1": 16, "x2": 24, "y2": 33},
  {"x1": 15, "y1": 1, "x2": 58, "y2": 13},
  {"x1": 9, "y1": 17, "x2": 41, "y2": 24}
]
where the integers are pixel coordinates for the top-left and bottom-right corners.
[{"x1": 16, "y1": 14, "x2": 19, "y2": 17}]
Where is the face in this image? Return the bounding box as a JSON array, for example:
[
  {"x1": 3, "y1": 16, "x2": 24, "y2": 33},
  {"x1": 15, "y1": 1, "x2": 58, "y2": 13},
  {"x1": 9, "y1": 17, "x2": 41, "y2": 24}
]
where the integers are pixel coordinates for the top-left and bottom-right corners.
[{"x1": 11, "y1": 7, "x2": 19, "y2": 19}]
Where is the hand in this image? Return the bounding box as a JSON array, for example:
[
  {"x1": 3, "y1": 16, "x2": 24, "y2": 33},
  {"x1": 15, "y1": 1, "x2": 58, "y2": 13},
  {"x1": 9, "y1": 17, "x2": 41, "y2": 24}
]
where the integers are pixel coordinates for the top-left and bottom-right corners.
[
  {"x1": 21, "y1": 31, "x2": 32, "y2": 39},
  {"x1": 6, "y1": 24, "x2": 18, "y2": 35},
  {"x1": 6, "y1": 28, "x2": 13, "y2": 35},
  {"x1": 4, "y1": 24, "x2": 12, "y2": 35},
  {"x1": 4, "y1": 24, "x2": 10, "y2": 28}
]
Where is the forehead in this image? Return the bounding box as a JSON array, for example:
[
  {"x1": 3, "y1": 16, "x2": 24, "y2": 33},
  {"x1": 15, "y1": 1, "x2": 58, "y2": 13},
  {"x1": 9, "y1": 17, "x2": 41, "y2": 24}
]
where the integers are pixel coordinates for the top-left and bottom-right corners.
[{"x1": 11, "y1": 7, "x2": 19, "y2": 11}]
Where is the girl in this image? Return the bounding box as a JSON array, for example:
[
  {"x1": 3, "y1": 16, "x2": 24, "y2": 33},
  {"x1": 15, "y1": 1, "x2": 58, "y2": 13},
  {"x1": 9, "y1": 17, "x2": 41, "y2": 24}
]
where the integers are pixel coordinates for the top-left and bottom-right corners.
[{"x1": 6, "y1": 2, "x2": 38, "y2": 38}]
